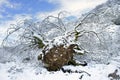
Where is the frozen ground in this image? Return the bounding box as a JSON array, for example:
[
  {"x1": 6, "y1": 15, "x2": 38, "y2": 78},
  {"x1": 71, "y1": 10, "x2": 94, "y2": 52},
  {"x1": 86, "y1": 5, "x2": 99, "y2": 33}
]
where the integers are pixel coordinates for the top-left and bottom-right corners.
[{"x1": 0, "y1": 49, "x2": 120, "y2": 80}]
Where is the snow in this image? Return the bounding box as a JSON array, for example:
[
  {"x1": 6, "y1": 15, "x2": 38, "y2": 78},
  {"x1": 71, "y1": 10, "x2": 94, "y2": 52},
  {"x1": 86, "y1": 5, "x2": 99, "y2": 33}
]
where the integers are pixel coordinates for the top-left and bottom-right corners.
[
  {"x1": 0, "y1": 54, "x2": 120, "y2": 80},
  {"x1": 1, "y1": 0, "x2": 120, "y2": 80}
]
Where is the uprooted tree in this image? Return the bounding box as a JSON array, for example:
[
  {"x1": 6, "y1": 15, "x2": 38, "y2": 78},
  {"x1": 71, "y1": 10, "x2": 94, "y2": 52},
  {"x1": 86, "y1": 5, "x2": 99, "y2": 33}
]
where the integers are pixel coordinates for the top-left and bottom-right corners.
[{"x1": 2, "y1": 12, "x2": 106, "y2": 71}]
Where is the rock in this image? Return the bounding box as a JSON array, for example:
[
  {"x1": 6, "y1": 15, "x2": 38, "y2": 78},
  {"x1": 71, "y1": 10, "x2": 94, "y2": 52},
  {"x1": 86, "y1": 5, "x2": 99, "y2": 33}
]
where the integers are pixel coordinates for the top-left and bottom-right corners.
[{"x1": 108, "y1": 69, "x2": 120, "y2": 80}]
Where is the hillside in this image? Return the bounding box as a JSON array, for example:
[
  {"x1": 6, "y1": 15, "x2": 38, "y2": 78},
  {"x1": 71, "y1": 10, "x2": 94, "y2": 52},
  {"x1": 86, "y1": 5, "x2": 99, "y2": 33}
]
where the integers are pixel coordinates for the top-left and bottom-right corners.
[{"x1": 0, "y1": 0, "x2": 120, "y2": 80}]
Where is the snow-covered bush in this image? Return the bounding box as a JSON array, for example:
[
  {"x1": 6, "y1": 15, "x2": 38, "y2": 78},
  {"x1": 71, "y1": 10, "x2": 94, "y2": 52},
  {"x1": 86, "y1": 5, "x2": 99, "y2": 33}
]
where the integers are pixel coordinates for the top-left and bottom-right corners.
[
  {"x1": 2, "y1": 0, "x2": 120, "y2": 70},
  {"x1": 1, "y1": 12, "x2": 100, "y2": 69}
]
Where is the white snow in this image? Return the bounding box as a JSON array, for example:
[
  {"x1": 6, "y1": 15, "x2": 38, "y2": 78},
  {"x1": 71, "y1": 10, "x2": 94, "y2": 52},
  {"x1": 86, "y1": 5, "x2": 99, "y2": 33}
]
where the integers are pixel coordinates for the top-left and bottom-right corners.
[
  {"x1": 0, "y1": 55, "x2": 120, "y2": 80},
  {"x1": 1, "y1": 0, "x2": 120, "y2": 80}
]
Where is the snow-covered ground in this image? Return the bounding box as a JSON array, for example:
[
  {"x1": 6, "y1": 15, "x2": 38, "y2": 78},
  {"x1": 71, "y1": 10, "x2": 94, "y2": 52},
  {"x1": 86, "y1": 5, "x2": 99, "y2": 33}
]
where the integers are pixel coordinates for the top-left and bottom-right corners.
[
  {"x1": 0, "y1": 46, "x2": 120, "y2": 80},
  {"x1": 0, "y1": 56, "x2": 120, "y2": 80}
]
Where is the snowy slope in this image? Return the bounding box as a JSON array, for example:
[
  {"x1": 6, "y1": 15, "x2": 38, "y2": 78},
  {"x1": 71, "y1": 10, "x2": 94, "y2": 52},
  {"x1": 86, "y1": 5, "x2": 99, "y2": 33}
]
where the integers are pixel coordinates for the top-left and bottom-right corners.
[
  {"x1": 0, "y1": 56, "x2": 120, "y2": 80},
  {"x1": 1, "y1": 0, "x2": 120, "y2": 80}
]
